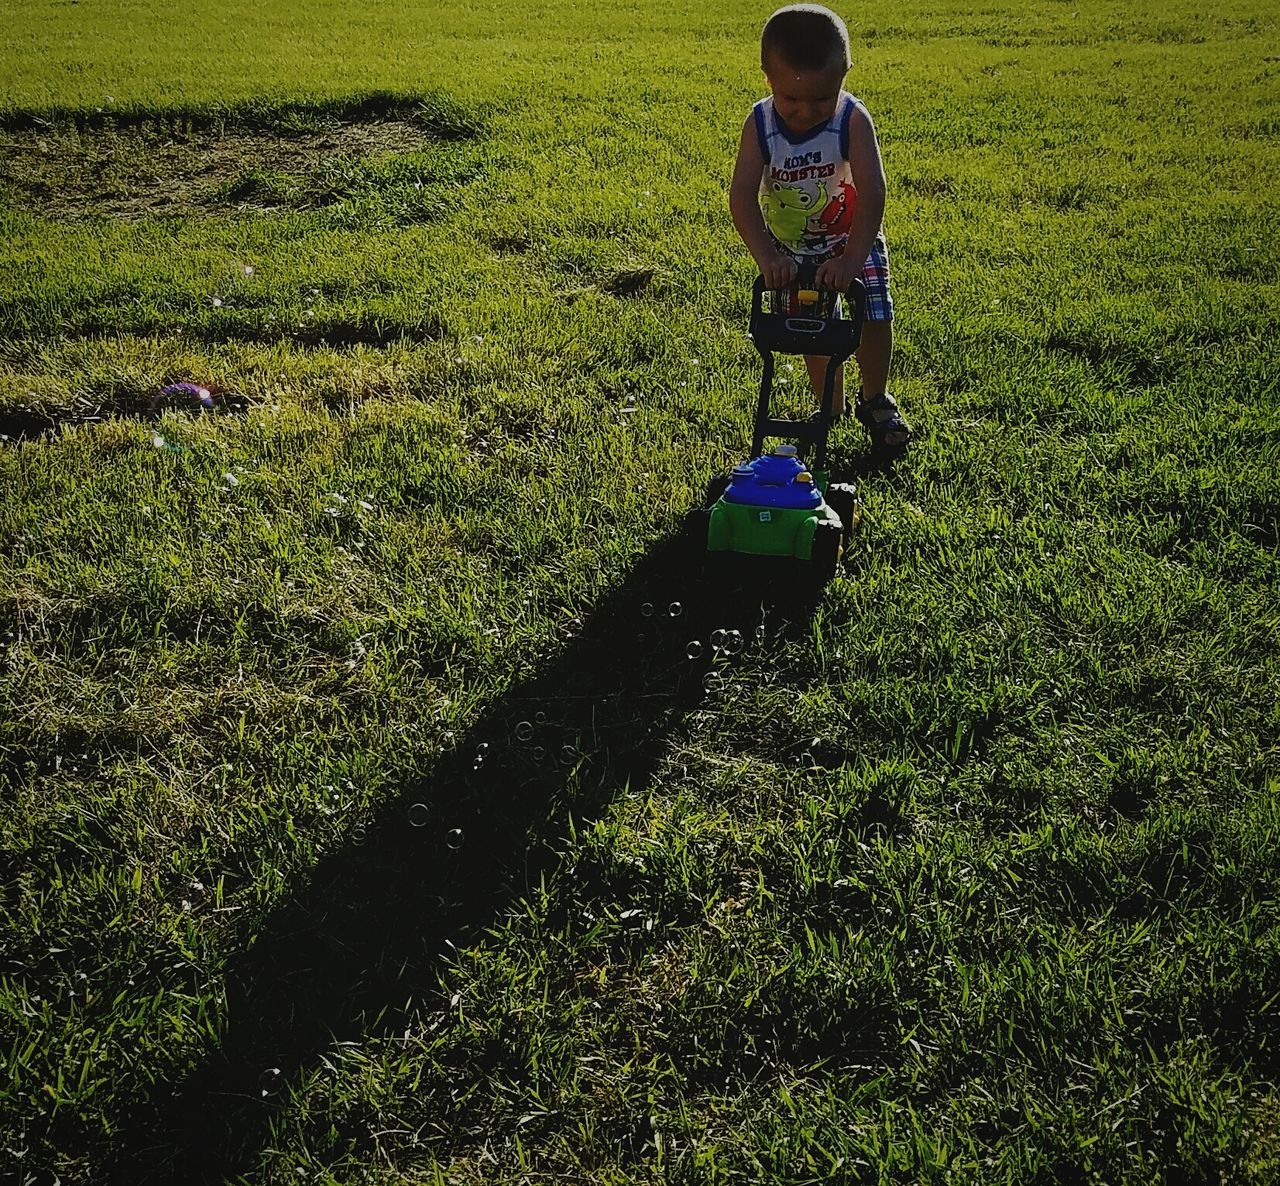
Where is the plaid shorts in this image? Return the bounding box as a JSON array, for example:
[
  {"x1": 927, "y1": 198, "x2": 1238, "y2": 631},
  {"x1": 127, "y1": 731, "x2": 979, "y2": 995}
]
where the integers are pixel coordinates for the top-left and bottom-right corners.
[{"x1": 777, "y1": 236, "x2": 893, "y2": 321}]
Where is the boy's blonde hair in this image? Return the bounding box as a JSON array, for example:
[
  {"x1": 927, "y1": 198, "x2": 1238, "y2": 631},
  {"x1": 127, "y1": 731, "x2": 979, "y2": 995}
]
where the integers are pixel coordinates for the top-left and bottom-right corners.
[{"x1": 761, "y1": 4, "x2": 851, "y2": 74}]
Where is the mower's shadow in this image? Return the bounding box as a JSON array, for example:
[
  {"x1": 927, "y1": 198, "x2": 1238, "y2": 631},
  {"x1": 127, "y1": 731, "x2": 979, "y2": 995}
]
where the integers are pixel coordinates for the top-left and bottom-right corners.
[{"x1": 118, "y1": 524, "x2": 819, "y2": 1185}]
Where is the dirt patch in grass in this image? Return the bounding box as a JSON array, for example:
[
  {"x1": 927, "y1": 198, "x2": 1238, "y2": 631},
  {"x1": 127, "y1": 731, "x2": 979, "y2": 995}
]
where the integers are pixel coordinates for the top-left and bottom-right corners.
[
  {"x1": 0, "y1": 386, "x2": 250, "y2": 444},
  {"x1": 1, "y1": 120, "x2": 436, "y2": 221},
  {"x1": 602, "y1": 268, "x2": 657, "y2": 298},
  {"x1": 0, "y1": 92, "x2": 484, "y2": 221},
  {"x1": 487, "y1": 234, "x2": 534, "y2": 256},
  {"x1": 0, "y1": 404, "x2": 63, "y2": 442}
]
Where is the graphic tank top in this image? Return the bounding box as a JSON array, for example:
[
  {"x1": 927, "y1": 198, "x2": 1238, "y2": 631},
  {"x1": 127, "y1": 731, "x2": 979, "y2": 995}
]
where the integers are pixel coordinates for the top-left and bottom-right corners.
[{"x1": 753, "y1": 91, "x2": 859, "y2": 259}]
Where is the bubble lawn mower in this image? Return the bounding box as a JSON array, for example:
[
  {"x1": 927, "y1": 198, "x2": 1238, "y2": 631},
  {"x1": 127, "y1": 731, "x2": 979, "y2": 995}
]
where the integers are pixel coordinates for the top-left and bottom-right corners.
[{"x1": 693, "y1": 267, "x2": 865, "y2": 588}]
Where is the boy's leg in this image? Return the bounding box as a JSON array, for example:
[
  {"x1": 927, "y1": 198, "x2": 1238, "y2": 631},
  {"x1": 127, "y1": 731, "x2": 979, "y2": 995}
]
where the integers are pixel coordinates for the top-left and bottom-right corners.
[
  {"x1": 804, "y1": 355, "x2": 843, "y2": 418},
  {"x1": 801, "y1": 322, "x2": 890, "y2": 417},
  {"x1": 856, "y1": 320, "x2": 892, "y2": 397},
  {"x1": 853, "y1": 238, "x2": 911, "y2": 447},
  {"x1": 856, "y1": 237, "x2": 893, "y2": 399},
  {"x1": 799, "y1": 239, "x2": 892, "y2": 421}
]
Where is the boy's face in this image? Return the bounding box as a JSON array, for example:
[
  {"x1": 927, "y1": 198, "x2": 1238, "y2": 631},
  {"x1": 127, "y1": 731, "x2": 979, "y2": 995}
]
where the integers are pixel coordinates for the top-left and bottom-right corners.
[{"x1": 764, "y1": 56, "x2": 846, "y2": 135}]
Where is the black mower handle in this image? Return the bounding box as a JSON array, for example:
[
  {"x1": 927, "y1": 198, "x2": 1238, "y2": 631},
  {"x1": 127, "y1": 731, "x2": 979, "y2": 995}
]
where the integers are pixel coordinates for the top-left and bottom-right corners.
[
  {"x1": 750, "y1": 268, "x2": 867, "y2": 326},
  {"x1": 749, "y1": 266, "x2": 866, "y2": 362},
  {"x1": 746, "y1": 263, "x2": 866, "y2": 469}
]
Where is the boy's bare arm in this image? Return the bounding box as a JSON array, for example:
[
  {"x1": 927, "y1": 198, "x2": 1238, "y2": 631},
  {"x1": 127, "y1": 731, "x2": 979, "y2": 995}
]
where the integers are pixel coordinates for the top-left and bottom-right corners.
[
  {"x1": 817, "y1": 102, "x2": 887, "y2": 291},
  {"x1": 729, "y1": 115, "x2": 796, "y2": 289}
]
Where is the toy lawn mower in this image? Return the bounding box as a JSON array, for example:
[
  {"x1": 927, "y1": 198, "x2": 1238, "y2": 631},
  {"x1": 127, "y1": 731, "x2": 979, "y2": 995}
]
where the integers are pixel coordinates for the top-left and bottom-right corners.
[{"x1": 694, "y1": 265, "x2": 865, "y2": 586}]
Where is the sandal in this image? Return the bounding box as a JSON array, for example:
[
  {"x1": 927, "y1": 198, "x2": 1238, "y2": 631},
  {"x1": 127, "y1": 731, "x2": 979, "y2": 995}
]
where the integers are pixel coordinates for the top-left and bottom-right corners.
[
  {"x1": 805, "y1": 407, "x2": 849, "y2": 426},
  {"x1": 798, "y1": 409, "x2": 849, "y2": 429},
  {"x1": 854, "y1": 392, "x2": 911, "y2": 450}
]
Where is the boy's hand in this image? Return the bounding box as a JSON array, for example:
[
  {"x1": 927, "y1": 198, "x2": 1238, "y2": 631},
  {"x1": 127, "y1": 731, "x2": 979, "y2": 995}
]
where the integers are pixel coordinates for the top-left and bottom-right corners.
[
  {"x1": 757, "y1": 250, "x2": 798, "y2": 291},
  {"x1": 815, "y1": 253, "x2": 864, "y2": 294}
]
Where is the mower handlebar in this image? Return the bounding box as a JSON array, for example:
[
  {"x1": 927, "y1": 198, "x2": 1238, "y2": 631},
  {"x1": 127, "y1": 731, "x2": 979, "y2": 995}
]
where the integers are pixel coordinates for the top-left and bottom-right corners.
[
  {"x1": 749, "y1": 267, "x2": 866, "y2": 361},
  {"x1": 750, "y1": 270, "x2": 867, "y2": 326}
]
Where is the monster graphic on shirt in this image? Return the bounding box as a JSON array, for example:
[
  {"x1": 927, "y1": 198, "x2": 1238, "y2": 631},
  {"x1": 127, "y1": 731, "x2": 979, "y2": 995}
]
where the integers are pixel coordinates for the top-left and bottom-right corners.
[
  {"x1": 761, "y1": 181, "x2": 829, "y2": 249},
  {"x1": 816, "y1": 181, "x2": 857, "y2": 238}
]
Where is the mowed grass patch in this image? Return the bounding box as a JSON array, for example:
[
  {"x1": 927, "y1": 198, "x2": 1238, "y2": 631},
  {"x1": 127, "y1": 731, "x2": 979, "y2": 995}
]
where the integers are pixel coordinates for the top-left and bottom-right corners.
[{"x1": 2, "y1": 0, "x2": 1280, "y2": 1182}]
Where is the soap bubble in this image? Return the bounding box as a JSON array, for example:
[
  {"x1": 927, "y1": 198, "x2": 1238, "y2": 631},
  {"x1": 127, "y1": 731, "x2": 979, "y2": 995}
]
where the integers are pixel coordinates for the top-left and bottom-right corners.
[
  {"x1": 723, "y1": 630, "x2": 744, "y2": 655},
  {"x1": 515, "y1": 720, "x2": 534, "y2": 741},
  {"x1": 559, "y1": 745, "x2": 579, "y2": 766},
  {"x1": 352, "y1": 825, "x2": 367, "y2": 846},
  {"x1": 258, "y1": 1067, "x2": 283, "y2": 1097},
  {"x1": 703, "y1": 672, "x2": 724, "y2": 695},
  {"x1": 409, "y1": 803, "x2": 429, "y2": 827},
  {"x1": 668, "y1": 602, "x2": 683, "y2": 618},
  {"x1": 532, "y1": 746, "x2": 546, "y2": 761},
  {"x1": 686, "y1": 640, "x2": 704, "y2": 660},
  {"x1": 711, "y1": 628, "x2": 727, "y2": 651},
  {"x1": 641, "y1": 602, "x2": 654, "y2": 617},
  {"x1": 534, "y1": 711, "x2": 547, "y2": 725},
  {"x1": 150, "y1": 431, "x2": 184, "y2": 453},
  {"x1": 446, "y1": 828, "x2": 464, "y2": 850}
]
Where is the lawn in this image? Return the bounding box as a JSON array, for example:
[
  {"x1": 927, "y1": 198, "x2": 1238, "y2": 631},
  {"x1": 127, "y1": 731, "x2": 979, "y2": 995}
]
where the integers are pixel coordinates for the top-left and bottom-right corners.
[{"x1": 2, "y1": 0, "x2": 1279, "y2": 1182}]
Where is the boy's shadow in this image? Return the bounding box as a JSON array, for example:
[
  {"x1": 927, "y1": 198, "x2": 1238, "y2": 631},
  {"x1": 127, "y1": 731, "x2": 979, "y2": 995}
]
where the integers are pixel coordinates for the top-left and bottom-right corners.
[
  {"x1": 829, "y1": 434, "x2": 911, "y2": 484},
  {"x1": 119, "y1": 524, "x2": 831, "y2": 1184}
]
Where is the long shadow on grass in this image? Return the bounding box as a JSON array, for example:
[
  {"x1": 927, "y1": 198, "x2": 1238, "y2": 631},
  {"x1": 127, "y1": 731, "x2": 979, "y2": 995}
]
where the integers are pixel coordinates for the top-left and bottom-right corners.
[{"x1": 115, "y1": 525, "x2": 824, "y2": 1184}]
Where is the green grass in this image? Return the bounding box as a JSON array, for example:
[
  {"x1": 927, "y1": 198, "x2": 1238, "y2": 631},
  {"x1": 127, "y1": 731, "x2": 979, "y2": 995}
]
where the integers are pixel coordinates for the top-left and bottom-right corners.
[{"x1": 2, "y1": 0, "x2": 1279, "y2": 1182}]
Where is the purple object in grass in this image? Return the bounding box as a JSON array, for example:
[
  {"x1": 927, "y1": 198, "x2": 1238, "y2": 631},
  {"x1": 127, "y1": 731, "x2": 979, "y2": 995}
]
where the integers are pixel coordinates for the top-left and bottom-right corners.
[{"x1": 161, "y1": 382, "x2": 216, "y2": 409}]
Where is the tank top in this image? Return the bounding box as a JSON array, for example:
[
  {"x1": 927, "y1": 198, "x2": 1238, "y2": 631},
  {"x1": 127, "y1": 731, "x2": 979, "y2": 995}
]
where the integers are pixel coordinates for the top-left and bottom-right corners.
[{"x1": 753, "y1": 91, "x2": 859, "y2": 259}]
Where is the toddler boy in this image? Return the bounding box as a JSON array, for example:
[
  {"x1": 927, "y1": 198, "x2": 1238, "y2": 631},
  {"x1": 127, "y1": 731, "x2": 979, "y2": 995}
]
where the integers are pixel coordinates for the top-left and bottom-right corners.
[{"x1": 729, "y1": 3, "x2": 910, "y2": 448}]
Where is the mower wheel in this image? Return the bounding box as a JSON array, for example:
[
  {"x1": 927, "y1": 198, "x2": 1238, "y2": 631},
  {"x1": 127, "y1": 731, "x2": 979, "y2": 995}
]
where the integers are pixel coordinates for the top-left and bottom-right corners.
[
  {"x1": 810, "y1": 520, "x2": 844, "y2": 584},
  {"x1": 704, "y1": 474, "x2": 730, "y2": 507},
  {"x1": 824, "y1": 482, "x2": 861, "y2": 549}
]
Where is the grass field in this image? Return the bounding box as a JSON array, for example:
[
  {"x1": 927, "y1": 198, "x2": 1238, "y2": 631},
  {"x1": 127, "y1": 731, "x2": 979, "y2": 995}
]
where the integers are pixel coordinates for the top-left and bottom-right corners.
[{"x1": 2, "y1": 0, "x2": 1280, "y2": 1182}]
